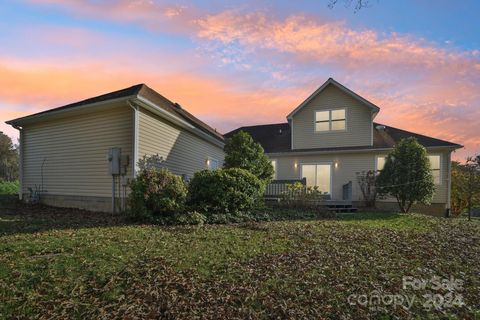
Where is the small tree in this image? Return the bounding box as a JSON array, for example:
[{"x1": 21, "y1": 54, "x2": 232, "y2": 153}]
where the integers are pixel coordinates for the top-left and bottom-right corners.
[
  {"x1": 0, "y1": 132, "x2": 19, "y2": 181},
  {"x1": 459, "y1": 156, "x2": 480, "y2": 221},
  {"x1": 376, "y1": 137, "x2": 435, "y2": 213},
  {"x1": 451, "y1": 161, "x2": 468, "y2": 216},
  {"x1": 223, "y1": 131, "x2": 274, "y2": 185},
  {"x1": 356, "y1": 170, "x2": 377, "y2": 207}
]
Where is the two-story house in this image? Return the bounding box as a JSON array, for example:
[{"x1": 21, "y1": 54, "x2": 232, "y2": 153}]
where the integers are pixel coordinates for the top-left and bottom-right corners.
[
  {"x1": 7, "y1": 78, "x2": 461, "y2": 214},
  {"x1": 226, "y1": 78, "x2": 462, "y2": 216}
]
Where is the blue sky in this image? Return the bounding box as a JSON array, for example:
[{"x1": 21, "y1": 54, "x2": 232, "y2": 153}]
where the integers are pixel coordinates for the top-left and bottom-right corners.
[{"x1": 0, "y1": 0, "x2": 479, "y2": 159}]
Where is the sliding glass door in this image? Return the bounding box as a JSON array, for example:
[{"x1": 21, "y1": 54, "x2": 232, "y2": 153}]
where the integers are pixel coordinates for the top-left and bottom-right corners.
[{"x1": 301, "y1": 163, "x2": 332, "y2": 194}]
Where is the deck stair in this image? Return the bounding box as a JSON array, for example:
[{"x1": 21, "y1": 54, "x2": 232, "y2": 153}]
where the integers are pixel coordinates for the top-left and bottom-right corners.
[{"x1": 325, "y1": 200, "x2": 358, "y2": 213}]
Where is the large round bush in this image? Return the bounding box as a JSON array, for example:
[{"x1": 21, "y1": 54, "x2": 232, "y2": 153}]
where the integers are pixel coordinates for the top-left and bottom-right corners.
[
  {"x1": 188, "y1": 168, "x2": 264, "y2": 216},
  {"x1": 128, "y1": 168, "x2": 187, "y2": 219}
]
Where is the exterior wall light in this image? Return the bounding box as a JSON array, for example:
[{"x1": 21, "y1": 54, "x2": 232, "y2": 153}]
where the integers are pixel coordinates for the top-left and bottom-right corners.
[
  {"x1": 294, "y1": 162, "x2": 298, "y2": 169},
  {"x1": 335, "y1": 162, "x2": 339, "y2": 168}
]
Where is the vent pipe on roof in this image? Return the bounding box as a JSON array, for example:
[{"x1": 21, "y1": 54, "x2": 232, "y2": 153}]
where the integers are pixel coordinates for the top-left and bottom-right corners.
[{"x1": 174, "y1": 102, "x2": 182, "y2": 109}]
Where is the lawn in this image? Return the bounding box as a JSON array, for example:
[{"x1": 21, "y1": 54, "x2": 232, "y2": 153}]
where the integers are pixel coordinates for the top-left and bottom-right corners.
[{"x1": 0, "y1": 207, "x2": 479, "y2": 319}]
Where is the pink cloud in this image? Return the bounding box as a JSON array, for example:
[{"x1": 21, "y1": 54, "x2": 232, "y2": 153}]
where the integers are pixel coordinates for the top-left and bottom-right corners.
[{"x1": 8, "y1": 3, "x2": 480, "y2": 160}]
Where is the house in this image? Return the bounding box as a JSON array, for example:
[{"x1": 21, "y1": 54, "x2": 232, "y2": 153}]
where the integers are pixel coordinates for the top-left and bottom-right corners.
[
  {"x1": 7, "y1": 78, "x2": 462, "y2": 215},
  {"x1": 6, "y1": 84, "x2": 224, "y2": 212},
  {"x1": 226, "y1": 78, "x2": 462, "y2": 216}
]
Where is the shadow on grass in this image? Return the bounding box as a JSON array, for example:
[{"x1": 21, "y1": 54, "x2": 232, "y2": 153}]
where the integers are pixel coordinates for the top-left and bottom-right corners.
[
  {"x1": 336, "y1": 211, "x2": 402, "y2": 221},
  {"x1": 0, "y1": 204, "x2": 134, "y2": 236}
]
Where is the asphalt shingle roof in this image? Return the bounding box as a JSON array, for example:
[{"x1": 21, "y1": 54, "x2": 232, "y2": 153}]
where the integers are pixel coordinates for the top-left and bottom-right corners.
[
  {"x1": 7, "y1": 84, "x2": 224, "y2": 142},
  {"x1": 225, "y1": 122, "x2": 461, "y2": 153}
]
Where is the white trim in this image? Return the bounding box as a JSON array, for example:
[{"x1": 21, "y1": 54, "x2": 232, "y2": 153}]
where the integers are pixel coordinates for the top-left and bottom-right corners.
[
  {"x1": 290, "y1": 117, "x2": 294, "y2": 150},
  {"x1": 286, "y1": 78, "x2": 380, "y2": 120},
  {"x1": 313, "y1": 107, "x2": 347, "y2": 133},
  {"x1": 267, "y1": 145, "x2": 460, "y2": 157},
  {"x1": 6, "y1": 96, "x2": 136, "y2": 126},
  {"x1": 127, "y1": 100, "x2": 140, "y2": 177},
  {"x1": 17, "y1": 127, "x2": 23, "y2": 200},
  {"x1": 133, "y1": 96, "x2": 224, "y2": 148},
  {"x1": 447, "y1": 151, "x2": 452, "y2": 210},
  {"x1": 299, "y1": 161, "x2": 333, "y2": 195}
]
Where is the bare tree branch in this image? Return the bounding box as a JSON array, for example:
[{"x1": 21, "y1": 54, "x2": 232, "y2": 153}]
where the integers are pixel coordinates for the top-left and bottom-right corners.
[{"x1": 328, "y1": 0, "x2": 374, "y2": 12}]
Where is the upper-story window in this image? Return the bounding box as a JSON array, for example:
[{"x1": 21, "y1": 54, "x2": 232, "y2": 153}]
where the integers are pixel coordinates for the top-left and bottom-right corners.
[{"x1": 315, "y1": 108, "x2": 346, "y2": 132}]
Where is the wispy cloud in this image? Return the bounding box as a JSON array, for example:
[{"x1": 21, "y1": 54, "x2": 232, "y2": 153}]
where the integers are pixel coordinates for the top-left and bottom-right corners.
[{"x1": 6, "y1": 2, "x2": 480, "y2": 159}]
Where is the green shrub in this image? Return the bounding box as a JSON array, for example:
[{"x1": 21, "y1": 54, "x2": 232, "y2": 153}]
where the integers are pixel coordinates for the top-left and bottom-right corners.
[
  {"x1": 0, "y1": 180, "x2": 19, "y2": 194},
  {"x1": 171, "y1": 211, "x2": 206, "y2": 225},
  {"x1": 188, "y1": 168, "x2": 264, "y2": 217},
  {"x1": 127, "y1": 168, "x2": 187, "y2": 220}
]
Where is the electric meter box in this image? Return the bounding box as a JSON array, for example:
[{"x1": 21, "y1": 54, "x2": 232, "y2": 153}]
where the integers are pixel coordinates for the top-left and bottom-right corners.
[{"x1": 108, "y1": 147, "x2": 121, "y2": 175}]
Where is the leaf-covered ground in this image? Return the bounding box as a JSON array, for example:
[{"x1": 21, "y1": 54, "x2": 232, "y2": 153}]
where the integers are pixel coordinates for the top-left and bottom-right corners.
[{"x1": 0, "y1": 206, "x2": 479, "y2": 319}]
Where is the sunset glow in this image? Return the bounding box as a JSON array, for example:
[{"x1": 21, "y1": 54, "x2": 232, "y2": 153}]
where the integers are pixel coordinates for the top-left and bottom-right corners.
[{"x1": 1, "y1": 1, "x2": 479, "y2": 160}]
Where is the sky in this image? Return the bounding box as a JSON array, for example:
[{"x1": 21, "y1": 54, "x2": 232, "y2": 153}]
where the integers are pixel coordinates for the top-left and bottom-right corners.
[{"x1": 1, "y1": 0, "x2": 479, "y2": 160}]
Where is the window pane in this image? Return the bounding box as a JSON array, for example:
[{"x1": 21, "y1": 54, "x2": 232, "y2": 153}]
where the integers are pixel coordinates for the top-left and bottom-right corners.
[
  {"x1": 331, "y1": 109, "x2": 345, "y2": 120},
  {"x1": 331, "y1": 120, "x2": 345, "y2": 130},
  {"x1": 428, "y1": 155, "x2": 440, "y2": 170},
  {"x1": 432, "y1": 170, "x2": 441, "y2": 184},
  {"x1": 315, "y1": 121, "x2": 329, "y2": 131},
  {"x1": 316, "y1": 164, "x2": 331, "y2": 194},
  {"x1": 377, "y1": 156, "x2": 386, "y2": 171},
  {"x1": 315, "y1": 111, "x2": 329, "y2": 122},
  {"x1": 301, "y1": 165, "x2": 316, "y2": 187}
]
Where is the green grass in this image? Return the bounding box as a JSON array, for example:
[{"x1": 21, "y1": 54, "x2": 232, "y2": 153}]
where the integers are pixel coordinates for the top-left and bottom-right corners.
[
  {"x1": 0, "y1": 180, "x2": 18, "y2": 194},
  {"x1": 1, "y1": 206, "x2": 479, "y2": 319}
]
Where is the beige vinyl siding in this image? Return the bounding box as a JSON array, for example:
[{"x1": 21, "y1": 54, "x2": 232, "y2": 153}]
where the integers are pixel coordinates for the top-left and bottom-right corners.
[
  {"x1": 138, "y1": 108, "x2": 224, "y2": 178},
  {"x1": 22, "y1": 104, "x2": 133, "y2": 197},
  {"x1": 270, "y1": 149, "x2": 449, "y2": 204},
  {"x1": 292, "y1": 84, "x2": 373, "y2": 149}
]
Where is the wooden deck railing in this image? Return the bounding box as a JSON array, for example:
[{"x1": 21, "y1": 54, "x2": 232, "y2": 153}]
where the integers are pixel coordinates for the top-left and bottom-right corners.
[{"x1": 265, "y1": 178, "x2": 306, "y2": 197}]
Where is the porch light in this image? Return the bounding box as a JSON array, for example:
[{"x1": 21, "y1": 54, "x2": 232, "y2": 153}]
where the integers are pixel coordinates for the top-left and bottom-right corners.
[
  {"x1": 335, "y1": 162, "x2": 339, "y2": 168},
  {"x1": 206, "y1": 159, "x2": 210, "y2": 166},
  {"x1": 294, "y1": 162, "x2": 298, "y2": 169}
]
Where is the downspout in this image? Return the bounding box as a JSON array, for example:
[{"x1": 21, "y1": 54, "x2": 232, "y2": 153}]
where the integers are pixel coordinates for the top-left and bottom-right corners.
[
  {"x1": 13, "y1": 125, "x2": 23, "y2": 200},
  {"x1": 446, "y1": 151, "x2": 452, "y2": 217},
  {"x1": 127, "y1": 99, "x2": 139, "y2": 177}
]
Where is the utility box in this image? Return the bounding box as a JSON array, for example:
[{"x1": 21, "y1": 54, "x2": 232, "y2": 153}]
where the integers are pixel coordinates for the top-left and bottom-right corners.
[
  {"x1": 120, "y1": 154, "x2": 130, "y2": 175},
  {"x1": 108, "y1": 147, "x2": 121, "y2": 175}
]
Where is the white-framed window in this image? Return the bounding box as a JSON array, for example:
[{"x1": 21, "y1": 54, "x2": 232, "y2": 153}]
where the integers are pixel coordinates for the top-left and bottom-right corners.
[
  {"x1": 271, "y1": 159, "x2": 277, "y2": 180},
  {"x1": 300, "y1": 163, "x2": 332, "y2": 194},
  {"x1": 428, "y1": 155, "x2": 441, "y2": 185},
  {"x1": 375, "y1": 155, "x2": 387, "y2": 172},
  {"x1": 375, "y1": 154, "x2": 441, "y2": 184},
  {"x1": 315, "y1": 108, "x2": 346, "y2": 132},
  {"x1": 206, "y1": 157, "x2": 219, "y2": 170}
]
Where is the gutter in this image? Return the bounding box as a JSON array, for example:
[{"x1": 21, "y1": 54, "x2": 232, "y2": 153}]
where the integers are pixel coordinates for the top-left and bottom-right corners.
[{"x1": 266, "y1": 145, "x2": 462, "y2": 157}]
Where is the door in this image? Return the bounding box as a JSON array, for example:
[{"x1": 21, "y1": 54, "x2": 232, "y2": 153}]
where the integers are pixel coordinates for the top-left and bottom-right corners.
[{"x1": 301, "y1": 163, "x2": 332, "y2": 194}]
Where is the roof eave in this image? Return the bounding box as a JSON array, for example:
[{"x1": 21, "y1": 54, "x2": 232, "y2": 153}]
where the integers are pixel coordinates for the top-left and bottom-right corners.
[
  {"x1": 266, "y1": 144, "x2": 462, "y2": 156},
  {"x1": 5, "y1": 95, "x2": 136, "y2": 127}
]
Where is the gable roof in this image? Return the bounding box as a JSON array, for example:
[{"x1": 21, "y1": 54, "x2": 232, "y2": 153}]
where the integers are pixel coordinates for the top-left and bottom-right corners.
[
  {"x1": 286, "y1": 78, "x2": 381, "y2": 120},
  {"x1": 6, "y1": 84, "x2": 224, "y2": 142},
  {"x1": 225, "y1": 122, "x2": 462, "y2": 154}
]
